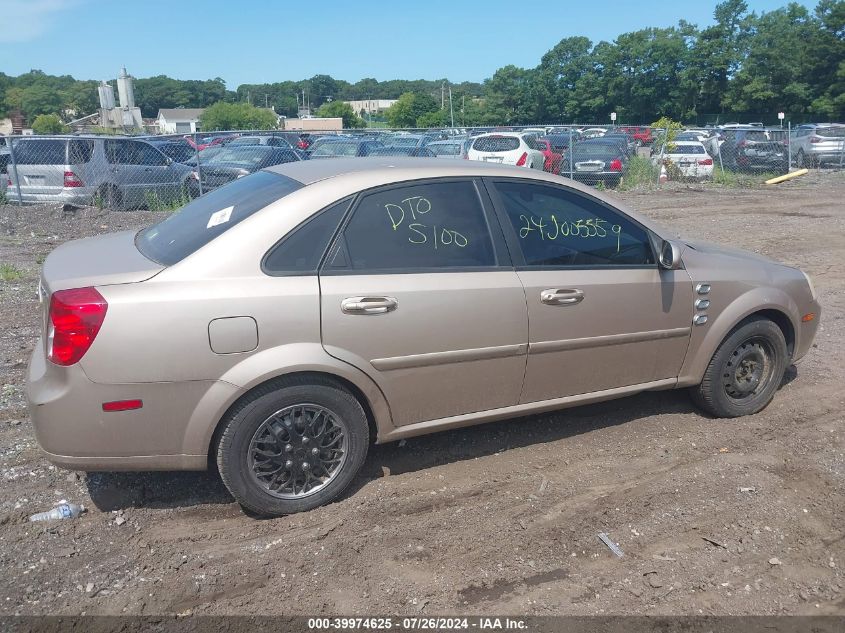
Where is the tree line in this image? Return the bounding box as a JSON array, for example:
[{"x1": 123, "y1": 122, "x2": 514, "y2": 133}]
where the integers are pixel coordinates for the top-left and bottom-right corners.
[{"x1": 1, "y1": 0, "x2": 842, "y2": 128}]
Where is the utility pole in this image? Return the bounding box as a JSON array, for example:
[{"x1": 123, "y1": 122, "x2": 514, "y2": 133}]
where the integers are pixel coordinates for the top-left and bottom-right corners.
[
  {"x1": 449, "y1": 86, "x2": 455, "y2": 128},
  {"x1": 441, "y1": 81, "x2": 445, "y2": 110},
  {"x1": 265, "y1": 94, "x2": 269, "y2": 108}
]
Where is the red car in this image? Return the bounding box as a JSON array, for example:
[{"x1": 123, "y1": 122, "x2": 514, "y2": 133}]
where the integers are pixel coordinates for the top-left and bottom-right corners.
[
  {"x1": 535, "y1": 138, "x2": 562, "y2": 173},
  {"x1": 183, "y1": 135, "x2": 236, "y2": 151},
  {"x1": 618, "y1": 126, "x2": 654, "y2": 146}
]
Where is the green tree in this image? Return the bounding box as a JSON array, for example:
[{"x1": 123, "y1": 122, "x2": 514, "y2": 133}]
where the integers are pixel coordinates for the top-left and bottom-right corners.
[
  {"x1": 31, "y1": 114, "x2": 69, "y2": 134},
  {"x1": 199, "y1": 102, "x2": 278, "y2": 131},
  {"x1": 385, "y1": 92, "x2": 439, "y2": 128},
  {"x1": 315, "y1": 100, "x2": 365, "y2": 128},
  {"x1": 416, "y1": 109, "x2": 447, "y2": 128}
]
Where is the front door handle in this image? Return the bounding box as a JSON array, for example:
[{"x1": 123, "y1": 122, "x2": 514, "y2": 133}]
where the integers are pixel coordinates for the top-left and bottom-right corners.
[
  {"x1": 341, "y1": 296, "x2": 398, "y2": 315},
  {"x1": 540, "y1": 288, "x2": 584, "y2": 306}
]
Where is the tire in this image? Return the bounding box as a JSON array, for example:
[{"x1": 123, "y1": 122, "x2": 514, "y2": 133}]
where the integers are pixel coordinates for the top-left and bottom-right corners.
[
  {"x1": 796, "y1": 149, "x2": 807, "y2": 168},
  {"x1": 691, "y1": 317, "x2": 788, "y2": 418},
  {"x1": 216, "y1": 376, "x2": 369, "y2": 517}
]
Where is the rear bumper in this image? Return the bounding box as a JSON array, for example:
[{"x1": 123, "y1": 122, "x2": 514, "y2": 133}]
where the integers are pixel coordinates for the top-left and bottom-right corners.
[
  {"x1": 27, "y1": 338, "x2": 240, "y2": 471},
  {"x1": 12, "y1": 188, "x2": 95, "y2": 206}
]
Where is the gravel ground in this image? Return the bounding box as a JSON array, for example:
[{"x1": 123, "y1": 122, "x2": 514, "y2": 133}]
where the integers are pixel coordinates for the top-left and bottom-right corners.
[{"x1": 0, "y1": 172, "x2": 843, "y2": 616}]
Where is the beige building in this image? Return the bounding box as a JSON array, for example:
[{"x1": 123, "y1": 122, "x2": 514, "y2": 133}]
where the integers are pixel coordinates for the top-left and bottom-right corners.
[
  {"x1": 344, "y1": 99, "x2": 397, "y2": 116},
  {"x1": 283, "y1": 117, "x2": 343, "y2": 131}
]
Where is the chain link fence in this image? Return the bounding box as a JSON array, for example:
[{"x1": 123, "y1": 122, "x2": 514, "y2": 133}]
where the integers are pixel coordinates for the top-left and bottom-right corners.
[{"x1": 1, "y1": 123, "x2": 843, "y2": 211}]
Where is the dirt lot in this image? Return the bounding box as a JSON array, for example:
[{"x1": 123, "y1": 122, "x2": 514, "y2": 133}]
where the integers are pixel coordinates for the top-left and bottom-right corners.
[{"x1": 0, "y1": 172, "x2": 842, "y2": 617}]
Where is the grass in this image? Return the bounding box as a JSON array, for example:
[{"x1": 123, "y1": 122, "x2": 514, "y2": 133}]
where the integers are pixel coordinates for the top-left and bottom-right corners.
[
  {"x1": 619, "y1": 156, "x2": 660, "y2": 190},
  {"x1": 0, "y1": 263, "x2": 25, "y2": 281},
  {"x1": 144, "y1": 189, "x2": 192, "y2": 213},
  {"x1": 711, "y1": 168, "x2": 781, "y2": 187},
  {"x1": 35, "y1": 254, "x2": 46, "y2": 265}
]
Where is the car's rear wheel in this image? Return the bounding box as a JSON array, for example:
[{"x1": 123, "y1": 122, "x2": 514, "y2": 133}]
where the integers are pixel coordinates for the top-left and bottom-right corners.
[
  {"x1": 691, "y1": 317, "x2": 788, "y2": 418},
  {"x1": 217, "y1": 377, "x2": 369, "y2": 517}
]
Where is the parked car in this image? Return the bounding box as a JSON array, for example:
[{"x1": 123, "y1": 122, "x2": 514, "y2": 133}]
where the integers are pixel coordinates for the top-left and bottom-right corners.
[
  {"x1": 577, "y1": 136, "x2": 633, "y2": 158},
  {"x1": 535, "y1": 138, "x2": 562, "y2": 173},
  {"x1": 189, "y1": 146, "x2": 303, "y2": 194},
  {"x1": 227, "y1": 135, "x2": 293, "y2": 149},
  {"x1": 145, "y1": 138, "x2": 196, "y2": 164},
  {"x1": 467, "y1": 133, "x2": 544, "y2": 169},
  {"x1": 618, "y1": 126, "x2": 654, "y2": 146},
  {"x1": 599, "y1": 133, "x2": 638, "y2": 156},
  {"x1": 790, "y1": 124, "x2": 845, "y2": 167},
  {"x1": 541, "y1": 133, "x2": 579, "y2": 156},
  {"x1": 579, "y1": 127, "x2": 608, "y2": 139},
  {"x1": 383, "y1": 134, "x2": 429, "y2": 148},
  {"x1": 27, "y1": 157, "x2": 820, "y2": 517},
  {"x1": 307, "y1": 138, "x2": 384, "y2": 159},
  {"x1": 560, "y1": 143, "x2": 627, "y2": 186},
  {"x1": 427, "y1": 139, "x2": 471, "y2": 159},
  {"x1": 184, "y1": 135, "x2": 235, "y2": 151},
  {"x1": 366, "y1": 146, "x2": 436, "y2": 157},
  {"x1": 7, "y1": 136, "x2": 193, "y2": 210},
  {"x1": 662, "y1": 141, "x2": 714, "y2": 180},
  {"x1": 719, "y1": 129, "x2": 787, "y2": 172}
]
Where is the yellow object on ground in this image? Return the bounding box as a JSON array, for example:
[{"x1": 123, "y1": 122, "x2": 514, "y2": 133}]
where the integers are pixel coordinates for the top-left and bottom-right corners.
[{"x1": 765, "y1": 169, "x2": 809, "y2": 184}]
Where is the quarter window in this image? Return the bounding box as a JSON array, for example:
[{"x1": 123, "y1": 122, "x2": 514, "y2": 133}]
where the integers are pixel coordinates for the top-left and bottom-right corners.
[
  {"x1": 335, "y1": 181, "x2": 496, "y2": 271},
  {"x1": 264, "y1": 199, "x2": 350, "y2": 275},
  {"x1": 493, "y1": 181, "x2": 655, "y2": 267}
]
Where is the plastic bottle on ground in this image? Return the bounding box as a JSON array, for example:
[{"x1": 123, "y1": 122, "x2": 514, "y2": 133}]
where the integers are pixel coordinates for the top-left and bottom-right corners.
[{"x1": 29, "y1": 503, "x2": 85, "y2": 522}]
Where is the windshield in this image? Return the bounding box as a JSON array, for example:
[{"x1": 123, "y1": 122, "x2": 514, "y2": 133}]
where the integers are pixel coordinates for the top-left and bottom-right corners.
[
  {"x1": 205, "y1": 147, "x2": 274, "y2": 166},
  {"x1": 136, "y1": 171, "x2": 303, "y2": 266},
  {"x1": 429, "y1": 143, "x2": 462, "y2": 156}
]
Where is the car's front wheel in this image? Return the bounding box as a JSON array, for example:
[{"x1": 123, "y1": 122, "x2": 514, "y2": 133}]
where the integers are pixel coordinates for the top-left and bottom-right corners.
[
  {"x1": 217, "y1": 377, "x2": 369, "y2": 517},
  {"x1": 691, "y1": 317, "x2": 788, "y2": 418}
]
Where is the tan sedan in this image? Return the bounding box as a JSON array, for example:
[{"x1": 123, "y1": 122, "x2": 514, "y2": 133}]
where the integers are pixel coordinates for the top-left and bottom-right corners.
[{"x1": 27, "y1": 158, "x2": 821, "y2": 517}]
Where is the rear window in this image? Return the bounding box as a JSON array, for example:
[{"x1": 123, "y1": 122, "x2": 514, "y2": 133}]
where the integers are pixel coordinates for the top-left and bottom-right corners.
[
  {"x1": 473, "y1": 136, "x2": 520, "y2": 152},
  {"x1": 573, "y1": 146, "x2": 618, "y2": 159},
  {"x1": 669, "y1": 144, "x2": 706, "y2": 154},
  {"x1": 12, "y1": 140, "x2": 67, "y2": 165},
  {"x1": 817, "y1": 127, "x2": 845, "y2": 138},
  {"x1": 744, "y1": 131, "x2": 769, "y2": 141},
  {"x1": 136, "y1": 171, "x2": 303, "y2": 266}
]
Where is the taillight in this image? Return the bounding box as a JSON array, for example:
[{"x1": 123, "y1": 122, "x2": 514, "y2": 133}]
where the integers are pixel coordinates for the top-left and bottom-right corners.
[
  {"x1": 609, "y1": 158, "x2": 623, "y2": 171},
  {"x1": 47, "y1": 287, "x2": 108, "y2": 366},
  {"x1": 516, "y1": 152, "x2": 528, "y2": 166},
  {"x1": 737, "y1": 140, "x2": 747, "y2": 148},
  {"x1": 698, "y1": 158, "x2": 713, "y2": 165},
  {"x1": 809, "y1": 136, "x2": 821, "y2": 144},
  {"x1": 63, "y1": 171, "x2": 84, "y2": 187}
]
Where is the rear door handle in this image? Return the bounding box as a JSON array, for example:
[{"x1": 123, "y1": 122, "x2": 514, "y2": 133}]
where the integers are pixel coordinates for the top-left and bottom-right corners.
[
  {"x1": 540, "y1": 288, "x2": 584, "y2": 306},
  {"x1": 341, "y1": 296, "x2": 398, "y2": 315}
]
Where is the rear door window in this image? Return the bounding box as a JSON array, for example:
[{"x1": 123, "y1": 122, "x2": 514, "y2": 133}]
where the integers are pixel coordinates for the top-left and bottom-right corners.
[
  {"x1": 136, "y1": 171, "x2": 303, "y2": 266},
  {"x1": 329, "y1": 180, "x2": 497, "y2": 272}
]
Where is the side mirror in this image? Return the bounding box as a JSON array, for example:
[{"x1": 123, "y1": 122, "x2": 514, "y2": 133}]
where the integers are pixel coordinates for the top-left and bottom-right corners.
[{"x1": 659, "y1": 240, "x2": 683, "y2": 270}]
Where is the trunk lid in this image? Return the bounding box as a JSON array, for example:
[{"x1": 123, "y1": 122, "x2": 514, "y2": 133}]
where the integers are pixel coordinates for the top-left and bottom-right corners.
[{"x1": 41, "y1": 230, "x2": 163, "y2": 294}]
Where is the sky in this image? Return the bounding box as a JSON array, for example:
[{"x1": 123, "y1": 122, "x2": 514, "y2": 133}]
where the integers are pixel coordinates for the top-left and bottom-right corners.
[{"x1": 1, "y1": 0, "x2": 813, "y2": 88}]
